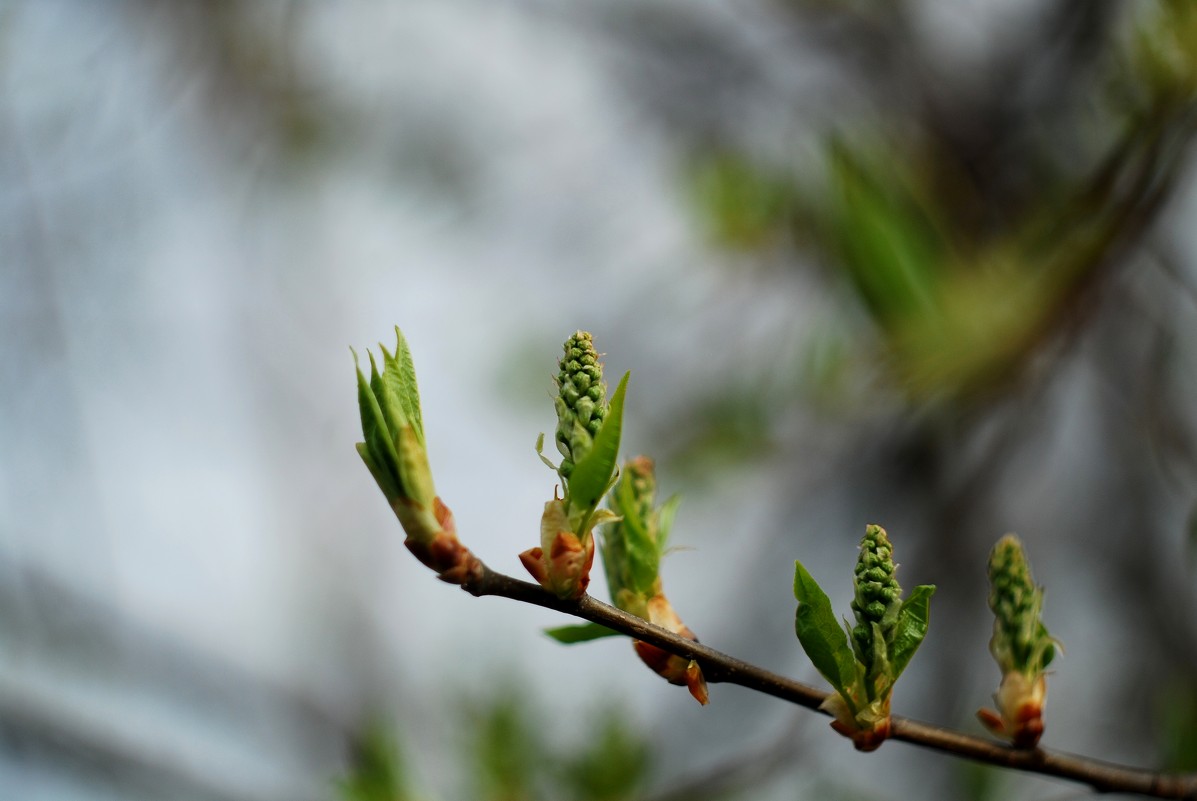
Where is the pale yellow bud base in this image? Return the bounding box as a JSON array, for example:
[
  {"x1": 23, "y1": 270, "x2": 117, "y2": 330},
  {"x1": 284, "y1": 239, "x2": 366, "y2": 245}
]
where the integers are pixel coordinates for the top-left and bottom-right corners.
[
  {"x1": 821, "y1": 692, "x2": 891, "y2": 752},
  {"x1": 977, "y1": 671, "x2": 1046, "y2": 749}
]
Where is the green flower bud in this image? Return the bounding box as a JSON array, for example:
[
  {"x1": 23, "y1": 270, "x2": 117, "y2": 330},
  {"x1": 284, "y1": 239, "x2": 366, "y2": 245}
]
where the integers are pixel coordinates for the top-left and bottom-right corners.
[
  {"x1": 795, "y1": 523, "x2": 934, "y2": 751},
  {"x1": 978, "y1": 534, "x2": 1058, "y2": 748},
  {"x1": 850, "y1": 524, "x2": 903, "y2": 678},
  {"x1": 601, "y1": 456, "x2": 661, "y2": 614},
  {"x1": 525, "y1": 331, "x2": 629, "y2": 599},
  {"x1": 987, "y1": 534, "x2": 1055, "y2": 675},
  {"x1": 600, "y1": 456, "x2": 706, "y2": 704},
  {"x1": 555, "y1": 332, "x2": 607, "y2": 479}
]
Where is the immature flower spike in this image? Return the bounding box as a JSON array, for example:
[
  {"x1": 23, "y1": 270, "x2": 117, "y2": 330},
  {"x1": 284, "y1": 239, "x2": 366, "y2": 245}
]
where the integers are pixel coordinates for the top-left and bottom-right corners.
[
  {"x1": 523, "y1": 331, "x2": 628, "y2": 599},
  {"x1": 795, "y1": 524, "x2": 934, "y2": 752},
  {"x1": 554, "y1": 331, "x2": 607, "y2": 479},
  {"x1": 987, "y1": 535, "x2": 1055, "y2": 675},
  {"x1": 851, "y1": 524, "x2": 902, "y2": 674},
  {"x1": 978, "y1": 534, "x2": 1057, "y2": 748},
  {"x1": 601, "y1": 456, "x2": 707, "y2": 705}
]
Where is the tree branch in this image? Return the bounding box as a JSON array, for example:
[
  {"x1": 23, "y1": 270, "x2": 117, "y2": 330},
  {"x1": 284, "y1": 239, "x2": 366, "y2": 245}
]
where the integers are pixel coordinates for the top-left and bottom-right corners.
[{"x1": 461, "y1": 562, "x2": 1197, "y2": 800}]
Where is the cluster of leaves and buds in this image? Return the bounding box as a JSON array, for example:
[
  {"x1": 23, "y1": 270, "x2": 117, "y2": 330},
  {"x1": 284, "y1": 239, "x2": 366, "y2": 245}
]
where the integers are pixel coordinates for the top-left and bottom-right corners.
[
  {"x1": 521, "y1": 332, "x2": 629, "y2": 599},
  {"x1": 354, "y1": 328, "x2": 481, "y2": 584},
  {"x1": 544, "y1": 456, "x2": 707, "y2": 704},
  {"x1": 598, "y1": 457, "x2": 706, "y2": 704},
  {"x1": 350, "y1": 328, "x2": 1100, "y2": 771},
  {"x1": 605, "y1": 458, "x2": 707, "y2": 704},
  {"x1": 977, "y1": 534, "x2": 1059, "y2": 748},
  {"x1": 793, "y1": 524, "x2": 935, "y2": 751}
]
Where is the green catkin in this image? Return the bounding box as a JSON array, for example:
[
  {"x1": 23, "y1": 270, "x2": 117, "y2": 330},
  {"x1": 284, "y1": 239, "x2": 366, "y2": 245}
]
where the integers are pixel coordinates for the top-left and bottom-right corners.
[
  {"x1": 987, "y1": 534, "x2": 1054, "y2": 675},
  {"x1": 554, "y1": 331, "x2": 607, "y2": 479},
  {"x1": 851, "y1": 524, "x2": 902, "y2": 675},
  {"x1": 977, "y1": 534, "x2": 1056, "y2": 747},
  {"x1": 601, "y1": 455, "x2": 660, "y2": 611}
]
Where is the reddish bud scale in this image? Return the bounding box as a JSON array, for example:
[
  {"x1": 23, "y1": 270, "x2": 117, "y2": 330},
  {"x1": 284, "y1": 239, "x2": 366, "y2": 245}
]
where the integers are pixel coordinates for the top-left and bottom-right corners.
[
  {"x1": 401, "y1": 498, "x2": 483, "y2": 585},
  {"x1": 519, "y1": 530, "x2": 596, "y2": 600},
  {"x1": 630, "y1": 596, "x2": 709, "y2": 705},
  {"x1": 830, "y1": 717, "x2": 891, "y2": 752}
]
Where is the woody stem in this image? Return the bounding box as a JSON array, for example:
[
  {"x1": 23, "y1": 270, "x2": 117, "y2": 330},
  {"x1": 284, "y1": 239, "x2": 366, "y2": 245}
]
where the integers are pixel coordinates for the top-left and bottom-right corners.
[{"x1": 460, "y1": 562, "x2": 1197, "y2": 800}]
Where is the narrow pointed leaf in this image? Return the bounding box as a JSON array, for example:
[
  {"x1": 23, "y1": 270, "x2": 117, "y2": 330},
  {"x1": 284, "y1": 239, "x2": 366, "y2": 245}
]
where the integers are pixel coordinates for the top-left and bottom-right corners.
[
  {"x1": 392, "y1": 327, "x2": 425, "y2": 443},
  {"x1": 543, "y1": 622, "x2": 622, "y2": 644},
  {"x1": 370, "y1": 350, "x2": 406, "y2": 454},
  {"x1": 568, "y1": 371, "x2": 629, "y2": 512},
  {"x1": 794, "y1": 560, "x2": 857, "y2": 696},
  {"x1": 356, "y1": 357, "x2": 401, "y2": 485},
  {"x1": 612, "y1": 468, "x2": 658, "y2": 593},
  {"x1": 890, "y1": 584, "x2": 935, "y2": 680},
  {"x1": 656, "y1": 494, "x2": 682, "y2": 554},
  {"x1": 356, "y1": 442, "x2": 400, "y2": 502}
]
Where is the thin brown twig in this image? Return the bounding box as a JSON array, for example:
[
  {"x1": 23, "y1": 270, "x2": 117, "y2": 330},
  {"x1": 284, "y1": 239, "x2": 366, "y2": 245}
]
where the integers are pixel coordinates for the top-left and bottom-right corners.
[{"x1": 460, "y1": 563, "x2": 1197, "y2": 800}]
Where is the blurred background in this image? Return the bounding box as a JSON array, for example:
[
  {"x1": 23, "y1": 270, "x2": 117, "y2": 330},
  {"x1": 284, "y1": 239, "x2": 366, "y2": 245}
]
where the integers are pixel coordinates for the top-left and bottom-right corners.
[{"x1": 3, "y1": 1, "x2": 1197, "y2": 799}]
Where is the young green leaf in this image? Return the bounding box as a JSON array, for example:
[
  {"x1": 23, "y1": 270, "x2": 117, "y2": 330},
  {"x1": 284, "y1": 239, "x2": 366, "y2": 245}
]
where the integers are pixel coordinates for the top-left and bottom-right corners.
[
  {"x1": 794, "y1": 560, "x2": 858, "y2": 697},
  {"x1": 568, "y1": 371, "x2": 630, "y2": 512},
  {"x1": 656, "y1": 494, "x2": 682, "y2": 553},
  {"x1": 889, "y1": 584, "x2": 935, "y2": 680},
  {"x1": 612, "y1": 470, "x2": 659, "y2": 593},
  {"x1": 391, "y1": 327, "x2": 425, "y2": 443},
  {"x1": 356, "y1": 442, "x2": 400, "y2": 502},
  {"x1": 544, "y1": 622, "x2": 622, "y2": 644},
  {"x1": 356, "y1": 356, "x2": 401, "y2": 490},
  {"x1": 368, "y1": 351, "x2": 404, "y2": 456}
]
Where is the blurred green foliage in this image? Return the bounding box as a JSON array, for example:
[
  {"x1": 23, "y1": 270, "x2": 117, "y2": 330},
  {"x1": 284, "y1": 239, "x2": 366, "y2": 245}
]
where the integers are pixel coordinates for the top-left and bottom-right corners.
[
  {"x1": 337, "y1": 690, "x2": 652, "y2": 801},
  {"x1": 338, "y1": 726, "x2": 415, "y2": 801},
  {"x1": 1158, "y1": 678, "x2": 1197, "y2": 772},
  {"x1": 688, "y1": 0, "x2": 1197, "y2": 410},
  {"x1": 556, "y1": 711, "x2": 652, "y2": 801},
  {"x1": 466, "y1": 689, "x2": 546, "y2": 801}
]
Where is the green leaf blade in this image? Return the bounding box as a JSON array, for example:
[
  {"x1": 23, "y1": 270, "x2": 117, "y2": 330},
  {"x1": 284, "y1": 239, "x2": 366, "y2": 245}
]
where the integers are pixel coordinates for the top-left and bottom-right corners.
[
  {"x1": 611, "y1": 467, "x2": 659, "y2": 593},
  {"x1": 392, "y1": 327, "x2": 425, "y2": 442},
  {"x1": 544, "y1": 622, "x2": 623, "y2": 644},
  {"x1": 568, "y1": 371, "x2": 630, "y2": 512},
  {"x1": 656, "y1": 494, "x2": 682, "y2": 554},
  {"x1": 356, "y1": 356, "x2": 402, "y2": 491},
  {"x1": 794, "y1": 560, "x2": 857, "y2": 696},
  {"x1": 890, "y1": 584, "x2": 935, "y2": 680}
]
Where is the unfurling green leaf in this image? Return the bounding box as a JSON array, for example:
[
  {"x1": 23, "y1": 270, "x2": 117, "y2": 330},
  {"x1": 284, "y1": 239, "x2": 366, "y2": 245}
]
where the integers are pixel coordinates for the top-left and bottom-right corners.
[
  {"x1": 793, "y1": 560, "x2": 857, "y2": 698},
  {"x1": 544, "y1": 622, "x2": 622, "y2": 644},
  {"x1": 569, "y1": 371, "x2": 629, "y2": 514},
  {"x1": 656, "y1": 494, "x2": 682, "y2": 553},
  {"x1": 388, "y1": 326, "x2": 425, "y2": 443},
  {"x1": 890, "y1": 584, "x2": 935, "y2": 680},
  {"x1": 354, "y1": 329, "x2": 480, "y2": 584},
  {"x1": 599, "y1": 456, "x2": 708, "y2": 704}
]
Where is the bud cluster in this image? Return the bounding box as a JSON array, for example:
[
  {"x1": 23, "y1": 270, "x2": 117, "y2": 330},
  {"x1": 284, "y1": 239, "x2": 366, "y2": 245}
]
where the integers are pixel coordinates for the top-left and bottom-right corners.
[
  {"x1": 523, "y1": 331, "x2": 627, "y2": 599},
  {"x1": 602, "y1": 456, "x2": 707, "y2": 705},
  {"x1": 554, "y1": 331, "x2": 607, "y2": 480},
  {"x1": 851, "y1": 524, "x2": 902, "y2": 673},
  {"x1": 978, "y1": 534, "x2": 1057, "y2": 748}
]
